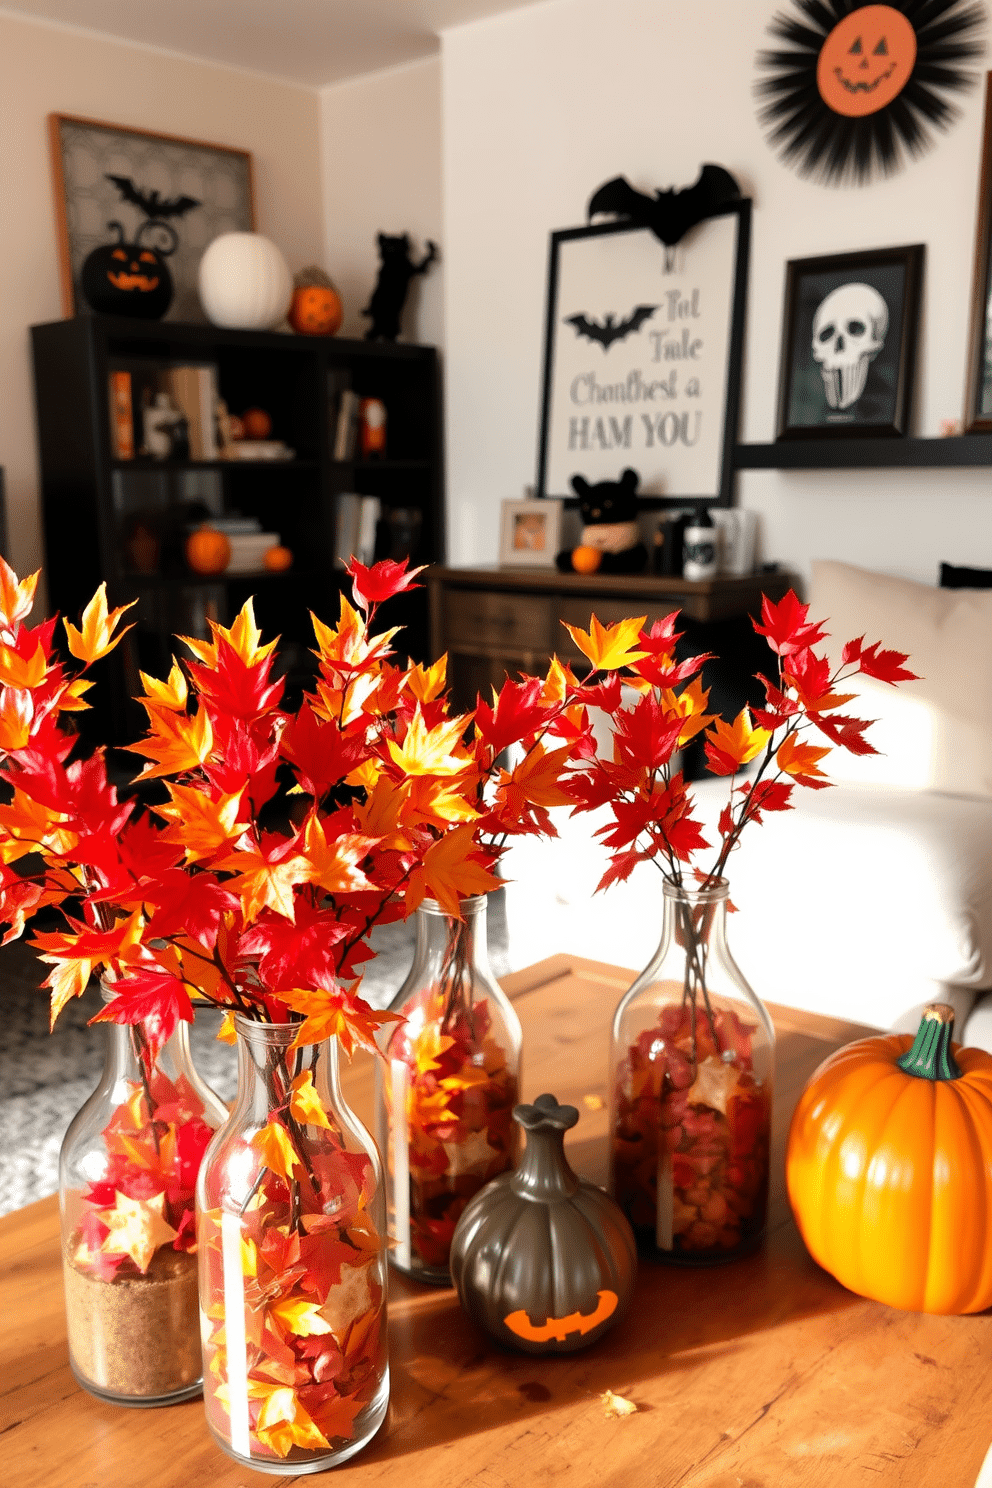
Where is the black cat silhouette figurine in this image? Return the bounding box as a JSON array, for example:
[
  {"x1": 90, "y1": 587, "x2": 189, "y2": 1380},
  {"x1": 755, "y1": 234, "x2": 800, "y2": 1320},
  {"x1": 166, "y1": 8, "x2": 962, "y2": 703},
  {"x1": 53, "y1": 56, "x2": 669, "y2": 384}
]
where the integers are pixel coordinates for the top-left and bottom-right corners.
[{"x1": 362, "y1": 233, "x2": 438, "y2": 341}]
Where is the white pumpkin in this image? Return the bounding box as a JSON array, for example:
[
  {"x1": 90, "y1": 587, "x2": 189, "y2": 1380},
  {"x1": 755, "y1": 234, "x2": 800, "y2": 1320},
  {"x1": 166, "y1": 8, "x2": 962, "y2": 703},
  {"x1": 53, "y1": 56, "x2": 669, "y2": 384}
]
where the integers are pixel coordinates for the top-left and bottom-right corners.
[{"x1": 198, "y1": 233, "x2": 293, "y2": 330}]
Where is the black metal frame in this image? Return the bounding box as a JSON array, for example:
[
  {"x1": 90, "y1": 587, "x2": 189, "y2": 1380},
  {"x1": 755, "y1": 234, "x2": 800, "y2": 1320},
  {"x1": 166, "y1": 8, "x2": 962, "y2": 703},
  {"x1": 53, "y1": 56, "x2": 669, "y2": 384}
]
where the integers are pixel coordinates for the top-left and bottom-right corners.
[
  {"x1": 775, "y1": 243, "x2": 924, "y2": 442},
  {"x1": 536, "y1": 202, "x2": 751, "y2": 510}
]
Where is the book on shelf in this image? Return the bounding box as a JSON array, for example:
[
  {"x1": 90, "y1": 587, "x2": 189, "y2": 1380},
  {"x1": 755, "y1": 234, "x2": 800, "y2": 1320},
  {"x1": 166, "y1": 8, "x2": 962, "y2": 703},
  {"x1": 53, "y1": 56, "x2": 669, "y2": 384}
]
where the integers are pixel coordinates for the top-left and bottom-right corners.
[
  {"x1": 333, "y1": 389, "x2": 361, "y2": 461},
  {"x1": 334, "y1": 493, "x2": 361, "y2": 569},
  {"x1": 164, "y1": 365, "x2": 218, "y2": 460},
  {"x1": 226, "y1": 531, "x2": 281, "y2": 574},
  {"x1": 357, "y1": 496, "x2": 381, "y2": 565},
  {"x1": 108, "y1": 371, "x2": 134, "y2": 459}
]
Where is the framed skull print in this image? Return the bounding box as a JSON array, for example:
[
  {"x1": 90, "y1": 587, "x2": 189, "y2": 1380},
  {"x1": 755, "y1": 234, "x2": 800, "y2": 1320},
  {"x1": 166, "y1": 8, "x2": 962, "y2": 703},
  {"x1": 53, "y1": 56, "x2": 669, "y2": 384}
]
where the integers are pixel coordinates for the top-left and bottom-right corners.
[{"x1": 775, "y1": 244, "x2": 924, "y2": 440}]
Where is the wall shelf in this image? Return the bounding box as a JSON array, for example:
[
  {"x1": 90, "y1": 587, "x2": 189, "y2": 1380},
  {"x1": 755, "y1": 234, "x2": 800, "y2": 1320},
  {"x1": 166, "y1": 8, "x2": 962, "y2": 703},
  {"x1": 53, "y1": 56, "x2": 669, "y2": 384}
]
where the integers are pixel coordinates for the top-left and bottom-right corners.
[{"x1": 734, "y1": 435, "x2": 992, "y2": 470}]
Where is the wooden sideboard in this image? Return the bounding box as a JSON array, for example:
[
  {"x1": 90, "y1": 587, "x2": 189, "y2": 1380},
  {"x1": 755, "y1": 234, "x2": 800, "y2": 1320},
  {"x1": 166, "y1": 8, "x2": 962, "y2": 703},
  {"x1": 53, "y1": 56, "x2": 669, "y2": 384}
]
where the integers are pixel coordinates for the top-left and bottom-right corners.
[{"x1": 427, "y1": 567, "x2": 795, "y2": 767}]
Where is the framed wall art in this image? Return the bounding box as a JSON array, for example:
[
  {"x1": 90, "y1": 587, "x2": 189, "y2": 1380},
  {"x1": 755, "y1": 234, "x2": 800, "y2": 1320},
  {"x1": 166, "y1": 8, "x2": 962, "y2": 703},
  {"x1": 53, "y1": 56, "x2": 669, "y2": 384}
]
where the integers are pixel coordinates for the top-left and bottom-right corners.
[
  {"x1": 498, "y1": 498, "x2": 563, "y2": 568},
  {"x1": 776, "y1": 243, "x2": 924, "y2": 440},
  {"x1": 536, "y1": 202, "x2": 751, "y2": 508},
  {"x1": 49, "y1": 114, "x2": 255, "y2": 322},
  {"x1": 965, "y1": 74, "x2": 992, "y2": 432}
]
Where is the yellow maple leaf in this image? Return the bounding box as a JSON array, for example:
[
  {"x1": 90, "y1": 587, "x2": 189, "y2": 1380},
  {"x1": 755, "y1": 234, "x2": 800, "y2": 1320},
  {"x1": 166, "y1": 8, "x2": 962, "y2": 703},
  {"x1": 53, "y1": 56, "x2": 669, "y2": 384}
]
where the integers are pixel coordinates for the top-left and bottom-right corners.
[
  {"x1": 250, "y1": 1119, "x2": 303, "y2": 1181},
  {"x1": 775, "y1": 732, "x2": 832, "y2": 783},
  {"x1": 302, "y1": 815, "x2": 374, "y2": 896},
  {"x1": 562, "y1": 614, "x2": 648, "y2": 672},
  {"x1": 221, "y1": 843, "x2": 312, "y2": 921},
  {"x1": 406, "y1": 824, "x2": 501, "y2": 918},
  {"x1": 601, "y1": 1389, "x2": 638, "y2": 1419},
  {"x1": 158, "y1": 783, "x2": 245, "y2": 860},
  {"x1": 0, "y1": 558, "x2": 39, "y2": 635},
  {"x1": 217, "y1": 1010, "x2": 238, "y2": 1044},
  {"x1": 270, "y1": 1297, "x2": 334, "y2": 1337},
  {"x1": 387, "y1": 707, "x2": 474, "y2": 778},
  {"x1": 0, "y1": 685, "x2": 33, "y2": 752},
  {"x1": 126, "y1": 701, "x2": 214, "y2": 779},
  {"x1": 138, "y1": 660, "x2": 188, "y2": 711},
  {"x1": 351, "y1": 774, "x2": 415, "y2": 851},
  {"x1": 290, "y1": 1070, "x2": 331, "y2": 1129},
  {"x1": 100, "y1": 1190, "x2": 178, "y2": 1273},
  {"x1": 665, "y1": 675, "x2": 714, "y2": 747},
  {"x1": 406, "y1": 655, "x2": 447, "y2": 704},
  {"x1": 182, "y1": 596, "x2": 278, "y2": 672},
  {"x1": 254, "y1": 1385, "x2": 331, "y2": 1457},
  {"x1": 55, "y1": 675, "x2": 94, "y2": 713},
  {"x1": 63, "y1": 584, "x2": 136, "y2": 665},
  {"x1": 411, "y1": 1024, "x2": 456, "y2": 1075},
  {"x1": 705, "y1": 709, "x2": 771, "y2": 772},
  {"x1": 402, "y1": 775, "x2": 480, "y2": 828},
  {"x1": 0, "y1": 640, "x2": 46, "y2": 690}
]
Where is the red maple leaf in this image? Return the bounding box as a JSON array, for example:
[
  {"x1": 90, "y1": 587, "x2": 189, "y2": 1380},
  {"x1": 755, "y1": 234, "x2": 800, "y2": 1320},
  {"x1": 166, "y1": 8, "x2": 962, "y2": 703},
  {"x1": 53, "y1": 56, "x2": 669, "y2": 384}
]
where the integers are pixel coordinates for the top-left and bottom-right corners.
[
  {"x1": 91, "y1": 965, "x2": 194, "y2": 1062},
  {"x1": 474, "y1": 676, "x2": 547, "y2": 755},
  {"x1": 811, "y1": 712, "x2": 880, "y2": 755},
  {"x1": 848, "y1": 639, "x2": 919, "y2": 686},
  {"x1": 280, "y1": 703, "x2": 369, "y2": 800},
  {"x1": 737, "y1": 778, "x2": 794, "y2": 822},
  {"x1": 144, "y1": 869, "x2": 241, "y2": 948},
  {"x1": 186, "y1": 633, "x2": 284, "y2": 722},
  {"x1": 612, "y1": 693, "x2": 684, "y2": 772},
  {"x1": 240, "y1": 901, "x2": 349, "y2": 992},
  {"x1": 752, "y1": 591, "x2": 828, "y2": 657},
  {"x1": 596, "y1": 849, "x2": 651, "y2": 892},
  {"x1": 346, "y1": 557, "x2": 425, "y2": 612}
]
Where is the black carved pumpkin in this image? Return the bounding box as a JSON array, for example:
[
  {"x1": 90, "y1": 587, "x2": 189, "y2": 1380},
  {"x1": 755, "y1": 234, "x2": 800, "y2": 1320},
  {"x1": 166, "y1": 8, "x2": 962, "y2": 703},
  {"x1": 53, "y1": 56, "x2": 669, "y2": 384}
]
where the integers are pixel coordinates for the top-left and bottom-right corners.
[
  {"x1": 449, "y1": 1093, "x2": 637, "y2": 1354},
  {"x1": 80, "y1": 221, "x2": 174, "y2": 319}
]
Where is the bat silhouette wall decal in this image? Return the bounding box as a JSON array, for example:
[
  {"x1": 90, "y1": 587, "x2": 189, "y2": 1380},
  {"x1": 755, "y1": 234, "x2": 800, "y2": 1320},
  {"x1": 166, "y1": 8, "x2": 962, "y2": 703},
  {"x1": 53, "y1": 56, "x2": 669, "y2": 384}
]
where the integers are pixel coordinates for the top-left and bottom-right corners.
[
  {"x1": 588, "y1": 163, "x2": 741, "y2": 255},
  {"x1": 104, "y1": 175, "x2": 201, "y2": 221},
  {"x1": 564, "y1": 304, "x2": 657, "y2": 349}
]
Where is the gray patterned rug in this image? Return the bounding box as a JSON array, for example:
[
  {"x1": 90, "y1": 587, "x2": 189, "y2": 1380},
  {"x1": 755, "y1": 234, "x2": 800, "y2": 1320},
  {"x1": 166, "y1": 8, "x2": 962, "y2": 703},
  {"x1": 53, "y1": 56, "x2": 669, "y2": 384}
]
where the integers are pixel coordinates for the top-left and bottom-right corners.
[{"x1": 0, "y1": 895, "x2": 508, "y2": 1215}]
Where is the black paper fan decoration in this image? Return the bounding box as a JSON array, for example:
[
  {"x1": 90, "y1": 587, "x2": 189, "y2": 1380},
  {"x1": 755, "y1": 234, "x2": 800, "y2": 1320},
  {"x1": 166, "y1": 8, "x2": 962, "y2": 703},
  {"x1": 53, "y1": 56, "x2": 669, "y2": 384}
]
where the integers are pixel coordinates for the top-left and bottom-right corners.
[{"x1": 756, "y1": 0, "x2": 985, "y2": 185}]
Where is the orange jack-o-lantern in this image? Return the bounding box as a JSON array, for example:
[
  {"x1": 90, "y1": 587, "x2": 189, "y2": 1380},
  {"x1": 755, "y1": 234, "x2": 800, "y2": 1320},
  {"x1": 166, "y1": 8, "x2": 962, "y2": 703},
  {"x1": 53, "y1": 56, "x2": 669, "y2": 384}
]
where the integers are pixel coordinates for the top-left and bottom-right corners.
[
  {"x1": 816, "y1": 4, "x2": 917, "y2": 118},
  {"x1": 289, "y1": 284, "x2": 343, "y2": 336}
]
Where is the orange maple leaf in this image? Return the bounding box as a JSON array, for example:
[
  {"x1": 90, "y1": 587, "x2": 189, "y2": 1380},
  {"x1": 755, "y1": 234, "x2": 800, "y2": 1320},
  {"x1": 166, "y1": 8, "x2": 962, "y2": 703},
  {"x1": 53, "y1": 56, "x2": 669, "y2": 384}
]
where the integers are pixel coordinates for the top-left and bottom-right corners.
[
  {"x1": 222, "y1": 842, "x2": 313, "y2": 921},
  {"x1": 281, "y1": 987, "x2": 401, "y2": 1056},
  {"x1": 251, "y1": 1119, "x2": 303, "y2": 1181},
  {"x1": 290, "y1": 1070, "x2": 331, "y2": 1129},
  {"x1": 406, "y1": 824, "x2": 501, "y2": 918},
  {"x1": 126, "y1": 701, "x2": 214, "y2": 779},
  {"x1": 0, "y1": 557, "x2": 39, "y2": 635},
  {"x1": 704, "y1": 709, "x2": 771, "y2": 775},
  {"x1": 302, "y1": 815, "x2": 374, "y2": 896},
  {"x1": 182, "y1": 596, "x2": 278, "y2": 671},
  {"x1": 499, "y1": 742, "x2": 574, "y2": 809},
  {"x1": 0, "y1": 686, "x2": 33, "y2": 752},
  {"x1": 561, "y1": 614, "x2": 648, "y2": 672},
  {"x1": 0, "y1": 640, "x2": 46, "y2": 691},
  {"x1": 158, "y1": 783, "x2": 245, "y2": 860},
  {"x1": 63, "y1": 584, "x2": 136, "y2": 665},
  {"x1": 775, "y1": 732, "x2": 832, "y2": 786},
  {"x1": 406, "y1": 655, "x2": 448, "y2": 704},
  {"x1": 255, "y1": 1386, "x2": 331, "y2": 1457}
]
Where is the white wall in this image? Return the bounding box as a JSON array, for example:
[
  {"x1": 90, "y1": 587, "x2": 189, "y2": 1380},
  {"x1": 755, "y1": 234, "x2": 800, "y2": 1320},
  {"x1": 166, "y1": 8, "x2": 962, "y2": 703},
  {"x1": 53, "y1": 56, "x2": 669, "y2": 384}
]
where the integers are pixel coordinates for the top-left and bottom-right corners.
[
  {"x1": 0, "y1": 11, "x2": 323, "y2": 586},
  {"x1": 319, "y1": 58, "x2": 443, "y2": 347},
  {"x1": 440, "y1": 0, "x2": 992, "y2": 583}
]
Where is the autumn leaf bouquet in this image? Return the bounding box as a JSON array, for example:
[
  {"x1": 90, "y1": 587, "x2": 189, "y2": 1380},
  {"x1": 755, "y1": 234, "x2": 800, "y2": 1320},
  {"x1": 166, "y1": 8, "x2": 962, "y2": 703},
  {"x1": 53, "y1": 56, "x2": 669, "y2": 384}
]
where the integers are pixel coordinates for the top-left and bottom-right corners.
[
  {"x1": 376, "y1": 660, "x2": 595, "y2": 1281},
  {"x1": 563, "y1": 594, "x2": 916, "y2": 1263}
]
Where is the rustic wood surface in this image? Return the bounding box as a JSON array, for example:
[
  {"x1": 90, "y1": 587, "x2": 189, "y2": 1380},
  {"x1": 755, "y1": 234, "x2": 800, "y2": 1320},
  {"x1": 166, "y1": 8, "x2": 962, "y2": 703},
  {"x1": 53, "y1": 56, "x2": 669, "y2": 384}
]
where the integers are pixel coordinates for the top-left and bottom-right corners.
[{"x1": 2, "y1": 954, "x2": 989, "y2": 1487}]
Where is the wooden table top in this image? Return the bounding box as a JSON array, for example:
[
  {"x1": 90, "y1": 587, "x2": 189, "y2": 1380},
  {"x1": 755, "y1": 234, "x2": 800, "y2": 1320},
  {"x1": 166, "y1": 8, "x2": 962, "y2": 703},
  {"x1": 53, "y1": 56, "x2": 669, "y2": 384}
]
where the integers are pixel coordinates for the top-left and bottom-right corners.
[{"x1": 3, "y1": 954, "x2": 990, "y2": 1487}]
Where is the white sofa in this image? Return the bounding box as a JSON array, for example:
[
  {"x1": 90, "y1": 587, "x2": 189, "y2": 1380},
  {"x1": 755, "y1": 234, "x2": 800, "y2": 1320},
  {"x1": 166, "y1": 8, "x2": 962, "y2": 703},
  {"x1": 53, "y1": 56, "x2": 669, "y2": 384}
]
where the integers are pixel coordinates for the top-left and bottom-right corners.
[{"x1": 500, "y1": 560, "x2": 992, "y2": 1050}]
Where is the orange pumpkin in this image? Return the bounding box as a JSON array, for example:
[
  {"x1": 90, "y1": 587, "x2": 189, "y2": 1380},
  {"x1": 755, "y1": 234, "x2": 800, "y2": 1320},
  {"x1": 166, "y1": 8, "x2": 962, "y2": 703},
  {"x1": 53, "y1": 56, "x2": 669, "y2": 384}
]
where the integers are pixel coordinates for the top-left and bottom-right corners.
[
  {"x1": 289, "y1": 284, "x2": 343, "y2": 337},
  {"x1": 241, "y1": 408, "x2": 272, "y2": 440},
  {"x1": 571, "y1": 545, "x2": 603, "y2": 574},
  {"x1": 185, "y1": 525, "x2": 231, "y2": 575},
  {"x1": 264, "y1": 545, "x2": 293, "y2": 572},
  {"x1": 786, "y1": 1003, "x2": 992, "y2": 1314}
]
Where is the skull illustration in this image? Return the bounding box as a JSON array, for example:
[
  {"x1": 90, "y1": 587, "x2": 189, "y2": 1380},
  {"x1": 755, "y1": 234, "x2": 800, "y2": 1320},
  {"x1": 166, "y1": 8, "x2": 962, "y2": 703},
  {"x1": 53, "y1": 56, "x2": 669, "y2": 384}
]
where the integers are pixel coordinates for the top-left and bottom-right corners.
[{"x1": 811, "y1": 283, "x2": 889, "y2": 410}]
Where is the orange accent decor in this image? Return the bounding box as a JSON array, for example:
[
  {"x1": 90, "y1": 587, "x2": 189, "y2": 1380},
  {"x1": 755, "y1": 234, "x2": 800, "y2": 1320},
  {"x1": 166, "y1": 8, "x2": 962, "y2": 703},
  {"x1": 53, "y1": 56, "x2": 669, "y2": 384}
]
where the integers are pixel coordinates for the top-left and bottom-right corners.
[
  {"x1": 787, "y1": 1010, "x2": 992, "y2": 1314},
  {"x1": 571, "y1": 545, "x2": 603, "y2": 575},
  {"x1": 264, "y1": 545, "x2": 293, "y2": 572},
  {"x1": 185, "y1": 526, "x2": 231, "y2": 576},
  {"x1": 289, "y1": 284, "x2": 343, "y2": 337},
  {"x1": 503, "y1": 1289, "x2": 618, "y2": 1342},
  {"x1": 816, "y1": 5, "x2": 917, "y2": 118},
  {"x1": 241, "y1": 408, "x2": 272, "y2": 439}
]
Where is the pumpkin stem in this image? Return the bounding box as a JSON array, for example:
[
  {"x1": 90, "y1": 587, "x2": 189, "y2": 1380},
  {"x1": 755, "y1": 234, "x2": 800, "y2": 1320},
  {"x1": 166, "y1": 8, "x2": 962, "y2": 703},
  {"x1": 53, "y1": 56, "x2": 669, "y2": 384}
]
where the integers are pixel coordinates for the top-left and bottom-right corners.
[{"x1": 896, "y1": 1003, "x2": 962, "y2": 1081}]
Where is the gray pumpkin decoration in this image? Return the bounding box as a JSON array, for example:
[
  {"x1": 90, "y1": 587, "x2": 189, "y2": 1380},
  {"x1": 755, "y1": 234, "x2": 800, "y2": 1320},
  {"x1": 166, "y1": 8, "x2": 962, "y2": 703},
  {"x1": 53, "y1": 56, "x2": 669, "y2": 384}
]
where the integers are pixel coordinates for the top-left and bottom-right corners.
[{"x1": 449, "y1": 1093, "x2": 637, "y2": 1354}]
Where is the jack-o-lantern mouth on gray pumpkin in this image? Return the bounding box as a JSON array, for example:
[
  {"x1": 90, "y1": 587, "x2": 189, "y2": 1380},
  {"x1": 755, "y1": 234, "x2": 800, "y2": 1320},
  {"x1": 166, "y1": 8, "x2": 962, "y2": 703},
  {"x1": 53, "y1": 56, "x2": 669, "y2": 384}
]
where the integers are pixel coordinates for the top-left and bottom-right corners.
[{"x1": 755, "y1": 0, "x2": 983, "y2": 185}]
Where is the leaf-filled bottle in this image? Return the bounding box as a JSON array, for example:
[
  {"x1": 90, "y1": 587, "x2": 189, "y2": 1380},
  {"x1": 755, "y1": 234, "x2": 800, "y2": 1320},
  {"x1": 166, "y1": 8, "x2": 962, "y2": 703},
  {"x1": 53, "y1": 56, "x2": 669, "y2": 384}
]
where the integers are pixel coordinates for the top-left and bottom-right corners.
[
  {"x1": 197, "y1": 1019, "x2": 388, "y2": 1474},
  {"x1": 610, "y1": 878, "x2": 774, "y2": 1263},
  {"x1": 377, "y1": 894, "x2": 522, "y2": 1283},
  {"x1": 59, "y1": 987, "x2": 227, "y2": 1404}
]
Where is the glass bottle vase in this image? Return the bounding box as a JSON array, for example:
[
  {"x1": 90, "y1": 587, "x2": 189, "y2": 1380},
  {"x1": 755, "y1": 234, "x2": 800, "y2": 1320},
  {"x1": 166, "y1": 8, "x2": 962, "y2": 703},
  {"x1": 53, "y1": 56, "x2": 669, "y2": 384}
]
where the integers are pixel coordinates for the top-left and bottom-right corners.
[
  {"x1": 377, "y1": 894, "x2": 522, "y2": 1284},
  {"x1": 197, "y1": 1019, "x2": 389, "y2": 1475},
  {"x1": 609, "y1": 878, "x2": 774, "y2": 1264},
  {"x1": 59, "y1": 989, "x2": 228, "y2": 1405}
]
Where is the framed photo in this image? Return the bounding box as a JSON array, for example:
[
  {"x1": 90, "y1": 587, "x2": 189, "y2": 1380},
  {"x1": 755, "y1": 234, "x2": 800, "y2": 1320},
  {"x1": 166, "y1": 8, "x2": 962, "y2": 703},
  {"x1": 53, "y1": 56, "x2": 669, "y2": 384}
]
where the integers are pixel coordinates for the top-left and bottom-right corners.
[
  {"x1": 965, "y1": 74, "x2": 992, "y2": 432},
  {"x1": 776, "y1": 244, "x2": 924, "y2": 440},
  {"x1": 499, "y1": 498, "x2": 563, "y2": 568},
  {"x1": 49, "y1": 114, "x2": 255, "y2": 321},
  {"x1": 536, "y1": 203, "x2": 751, "y2": 508}
]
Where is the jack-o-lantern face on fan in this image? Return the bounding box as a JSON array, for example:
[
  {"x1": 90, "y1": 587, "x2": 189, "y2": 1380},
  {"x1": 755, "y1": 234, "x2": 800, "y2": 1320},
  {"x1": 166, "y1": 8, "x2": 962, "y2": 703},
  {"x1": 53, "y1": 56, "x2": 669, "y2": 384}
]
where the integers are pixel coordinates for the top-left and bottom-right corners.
[
  {"x1": 817, "y1": 5, "x2": 917, "y2": 117},
  {"x1": 80, "y1": 220, "x2": 175, "y2": 319}
]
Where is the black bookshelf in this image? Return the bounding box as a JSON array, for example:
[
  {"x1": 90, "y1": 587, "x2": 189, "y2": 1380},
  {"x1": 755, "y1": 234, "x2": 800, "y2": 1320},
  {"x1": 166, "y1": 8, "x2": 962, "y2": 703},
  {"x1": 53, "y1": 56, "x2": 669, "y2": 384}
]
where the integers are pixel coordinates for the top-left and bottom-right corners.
[
  {"x1": 734, "y1": 435, "x2": 992, "y2": 470},
  {"x1": 31, "y1": 315, "x2": 444, "y2": 744}
]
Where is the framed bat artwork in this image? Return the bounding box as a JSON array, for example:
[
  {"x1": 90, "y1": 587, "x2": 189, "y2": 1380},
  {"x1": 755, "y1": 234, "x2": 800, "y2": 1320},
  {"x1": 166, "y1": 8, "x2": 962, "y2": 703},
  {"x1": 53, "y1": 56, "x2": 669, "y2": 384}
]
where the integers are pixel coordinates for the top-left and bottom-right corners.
[
  {"x1": 776, "y1": 244, "x2": 924, "y2": 440},
  {"x1": 536, "y1": 200, "x2": 751, "y2": 508},
  {"x1": 49, "y1": 114, "x2": 255, "y2": 321}
]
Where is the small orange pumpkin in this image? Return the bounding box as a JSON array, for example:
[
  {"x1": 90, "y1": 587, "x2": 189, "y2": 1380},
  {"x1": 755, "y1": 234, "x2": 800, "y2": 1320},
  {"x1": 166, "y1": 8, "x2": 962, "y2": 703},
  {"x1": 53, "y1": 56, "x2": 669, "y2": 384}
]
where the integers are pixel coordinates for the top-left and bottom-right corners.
[
  {"x1": 289, "y1": 284, "x2": 343, "y2": 337},
  {"x1": 264, "y1": 545, "x2": 293, "y2": 572},
  {"x1": 787, "y1": 1003, "x2": 992, "y2": 1314},
  {"x1": 571, "y1": 544, "x2": 603, "y2": 574},
  {"x1": 241, "y1": 408, "x2": 272, "y2": 440},
  {"x1": 185, "y1": 525, "x2": 231, "y2": 575}
]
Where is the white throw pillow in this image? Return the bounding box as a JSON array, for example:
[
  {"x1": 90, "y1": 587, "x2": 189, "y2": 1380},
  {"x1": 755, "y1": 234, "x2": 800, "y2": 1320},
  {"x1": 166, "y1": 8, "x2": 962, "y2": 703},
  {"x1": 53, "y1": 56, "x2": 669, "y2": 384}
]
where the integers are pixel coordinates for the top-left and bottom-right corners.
[{"x1": 808, "y1": 560, "x2": 992, "y2": 798}]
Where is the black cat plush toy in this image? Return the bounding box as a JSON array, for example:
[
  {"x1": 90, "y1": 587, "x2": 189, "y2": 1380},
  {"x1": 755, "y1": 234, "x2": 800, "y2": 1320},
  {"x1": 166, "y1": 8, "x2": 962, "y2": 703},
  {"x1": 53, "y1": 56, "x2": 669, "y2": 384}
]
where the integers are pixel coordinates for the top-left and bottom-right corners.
[
  {"x1": 556, "y1": 467, "x2": 647, "y2": 575},
  {"x1": 362, "y1": 233, "x2": 438, "y2": 341}
]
